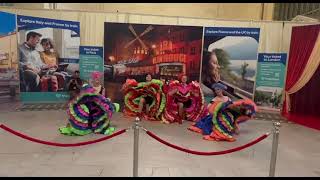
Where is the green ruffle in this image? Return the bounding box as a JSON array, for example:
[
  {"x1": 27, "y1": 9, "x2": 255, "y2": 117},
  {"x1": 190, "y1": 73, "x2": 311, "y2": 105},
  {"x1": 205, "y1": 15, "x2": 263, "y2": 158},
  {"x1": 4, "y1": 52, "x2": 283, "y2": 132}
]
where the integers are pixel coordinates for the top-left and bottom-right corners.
[
  {"x1": 136, "y1": 79, "x2": 163, "y2": 89},
  {"x1": 156, "y1": 93, "x2": 166, "y2": 117},
  {"x1": 70, "y1": 126, "x2": 92, "y2": 136},
  {"x1": 113, "y1": 103, "x2": 120, "y2": 112},
  {"x1": 59, "y1": 126, "x2": 75, "y2": 136},
  {"x1": 133, "y1": 96, "x2": 142, "y2": 105},
  {"x1": 103, "y1": 127, "x2": 116, "y2": 135},
  {"x1": 124, "y1": 92, "x2": 140, "y2": 113},
  {"x1": 80, "y1": 104, "x2": 89, "y2": 114},
  {"x1": 151, "y1": 79, "x2": 164, "y2": 87},
  {"x1": 59, "y1": 126, "x2": 92, "y2": 136}
]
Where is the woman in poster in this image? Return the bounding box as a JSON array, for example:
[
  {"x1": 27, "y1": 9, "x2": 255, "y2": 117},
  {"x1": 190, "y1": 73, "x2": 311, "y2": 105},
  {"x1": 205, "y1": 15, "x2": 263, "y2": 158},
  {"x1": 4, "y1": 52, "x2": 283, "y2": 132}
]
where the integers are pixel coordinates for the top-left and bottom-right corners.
[
  {"x1": 162, "y1": 74, "x2": 206, "y2": 124},
  {"x1": 202, "y1": 50, "x2": 221, "y2": 87},
  {"x1": 188, "y1": 83, "x2": 257, "y2": 142},
  {"x1": 40, "y1": 38, "x2": 59, "y2": 68},
  {"x1": 39, "y1": 38, "x2": 68, "y2": 92},
  {"x1": 58, "y1": 82, "x2": 120, "y2": 136},
  {"x1": 122, "y1": 74, "x2": 166, "y2": 121}
]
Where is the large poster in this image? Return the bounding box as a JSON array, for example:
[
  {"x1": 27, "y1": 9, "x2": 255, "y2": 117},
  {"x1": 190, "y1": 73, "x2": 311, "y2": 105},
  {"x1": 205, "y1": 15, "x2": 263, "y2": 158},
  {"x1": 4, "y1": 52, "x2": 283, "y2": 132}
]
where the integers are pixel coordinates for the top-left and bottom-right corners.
[
  {"x1": 17, "y1": 15, "x2": 80, "y2": 103},
  {"x1": 254, "y1": 53, "x2": 287, "y2": 110},
  {"x1": 79, "y1": 46, "x2": 104, "y2": 82},
  {"x1": 104, "y1": 22, "x2": 203, "y2": 103},
  {"x1": 0, "y1": 11, "x2": 18, "y2": 100},
  {"x1": 201, "y1": 27, "x2": 260, "y2": 100}
]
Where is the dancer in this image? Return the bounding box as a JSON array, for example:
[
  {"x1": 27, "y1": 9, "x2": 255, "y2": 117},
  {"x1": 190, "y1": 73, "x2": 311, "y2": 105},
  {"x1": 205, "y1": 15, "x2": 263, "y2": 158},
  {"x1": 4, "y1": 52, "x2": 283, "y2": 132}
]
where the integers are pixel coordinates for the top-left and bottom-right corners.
[
  {"x1": 162, "y1": 74, "x2": 206, "y2": 124},
  {"x1": 59, "y1": 72, "x2": 120, "y2": 136},
  {"x1": 188, "y1": 83, "x2": 257, "y2": 142},
  {"x1": 137, "y1": 74, "x2": 153, "y2": 116},
  {"x1": 90, "y1": 71, "x2": 105, "y2": 96},
  {"x1": 122, "y1": 74, "x2": 166, "y2": 121}
]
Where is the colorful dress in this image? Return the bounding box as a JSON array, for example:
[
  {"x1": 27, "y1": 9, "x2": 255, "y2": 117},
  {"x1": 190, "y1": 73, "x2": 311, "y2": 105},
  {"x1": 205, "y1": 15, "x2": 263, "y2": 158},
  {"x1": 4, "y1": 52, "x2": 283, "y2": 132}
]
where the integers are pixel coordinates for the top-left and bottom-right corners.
[
  {"x1": 188, "y1": 99, "x2": 257, "y2": 142},
  {"x1": 59, "y1": 84, "x2": 120, "y2": 136},
  {"x1": 162, "y1": 80, "x2": 207, "y2": 124},
  {"x1": 122, "y1": 79, "x2": 166, "y2": 121}
]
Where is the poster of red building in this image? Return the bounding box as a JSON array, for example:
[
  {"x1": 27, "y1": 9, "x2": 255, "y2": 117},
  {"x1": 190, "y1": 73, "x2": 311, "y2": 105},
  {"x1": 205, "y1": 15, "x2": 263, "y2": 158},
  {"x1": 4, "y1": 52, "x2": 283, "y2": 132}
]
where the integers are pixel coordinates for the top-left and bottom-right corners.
[{"x1": 104, "y1": 22, "x2": 203, "y2": 103}]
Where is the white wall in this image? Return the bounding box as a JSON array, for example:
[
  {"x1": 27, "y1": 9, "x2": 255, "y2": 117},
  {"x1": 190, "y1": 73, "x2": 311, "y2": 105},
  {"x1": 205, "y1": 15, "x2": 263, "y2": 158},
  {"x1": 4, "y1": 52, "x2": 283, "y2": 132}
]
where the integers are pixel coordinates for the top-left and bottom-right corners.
[
  {"x1": 12, "y1": 3, "x2": 275, "y2": 20},
  {"x1": 0, "y1": 6, "x2": 318, "y2": 55}
]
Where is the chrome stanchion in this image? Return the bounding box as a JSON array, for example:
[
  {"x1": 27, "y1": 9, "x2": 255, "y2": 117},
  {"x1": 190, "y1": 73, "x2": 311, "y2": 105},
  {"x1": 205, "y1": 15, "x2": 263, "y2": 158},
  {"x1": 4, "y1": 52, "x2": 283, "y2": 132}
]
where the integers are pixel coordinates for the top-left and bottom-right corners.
[
  {"x1": 269, "y1": 121, "x2": 281, "y2": 177},
  {"x1": 133, "y1": 117, "x2": 140, "y2": 177}
]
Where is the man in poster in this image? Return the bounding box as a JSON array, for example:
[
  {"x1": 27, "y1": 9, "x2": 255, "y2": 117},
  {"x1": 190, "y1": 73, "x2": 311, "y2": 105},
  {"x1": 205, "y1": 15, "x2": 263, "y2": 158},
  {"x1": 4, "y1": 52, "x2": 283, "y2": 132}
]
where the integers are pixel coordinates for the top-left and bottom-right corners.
[{"x1": 19, "y1": 31, "x2": 46, "y2": 92}]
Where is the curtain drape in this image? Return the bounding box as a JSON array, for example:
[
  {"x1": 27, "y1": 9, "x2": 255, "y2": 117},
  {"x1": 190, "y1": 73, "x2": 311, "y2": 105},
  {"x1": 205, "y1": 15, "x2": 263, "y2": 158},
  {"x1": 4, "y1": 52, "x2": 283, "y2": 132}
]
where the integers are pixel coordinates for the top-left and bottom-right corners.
[
  {"x1": 282, "y1": 24, "x2": 320, "y2": 115},
  {"x1": 287, "y1": 33, "x2": 320, "y2": 92},
  {"x1": 287, "y1": 64, "x2": 320, "y2": 130},
  {"x1": 290, "y1": 65, "x2": 320, "y2": 116}
]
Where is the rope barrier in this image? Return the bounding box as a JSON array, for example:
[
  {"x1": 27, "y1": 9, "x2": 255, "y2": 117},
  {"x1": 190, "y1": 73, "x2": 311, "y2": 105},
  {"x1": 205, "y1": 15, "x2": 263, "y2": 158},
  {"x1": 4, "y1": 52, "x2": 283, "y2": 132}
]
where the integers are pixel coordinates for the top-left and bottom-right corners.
[
  {"x1": 145, "y1": 129, "x2": 270, "y2": 156},
  {"x1": 0, "y1": 124, "x2": 127, "y2": 147},
  {"x1": 0, "y1": 122, "x2": 269, "y2": 153}
]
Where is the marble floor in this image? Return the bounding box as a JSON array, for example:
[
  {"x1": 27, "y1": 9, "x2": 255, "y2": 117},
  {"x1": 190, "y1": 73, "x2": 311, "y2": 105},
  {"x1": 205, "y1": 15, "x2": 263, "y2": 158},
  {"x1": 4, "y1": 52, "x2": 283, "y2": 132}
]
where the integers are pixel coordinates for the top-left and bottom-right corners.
[{"x1": 0, "y1": 110, "x2": 319, "y2": 177}]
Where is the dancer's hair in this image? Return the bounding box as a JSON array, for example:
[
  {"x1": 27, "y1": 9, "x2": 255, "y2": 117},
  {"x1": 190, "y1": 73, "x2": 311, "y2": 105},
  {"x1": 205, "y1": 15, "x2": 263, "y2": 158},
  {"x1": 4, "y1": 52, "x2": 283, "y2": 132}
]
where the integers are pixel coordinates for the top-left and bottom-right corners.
[
  {"x1": 178, "y1": 73, "x2": 187, "y2": 82},
  {"x1": 91, "y1": 71, "x2": 103, "y2": 80}
]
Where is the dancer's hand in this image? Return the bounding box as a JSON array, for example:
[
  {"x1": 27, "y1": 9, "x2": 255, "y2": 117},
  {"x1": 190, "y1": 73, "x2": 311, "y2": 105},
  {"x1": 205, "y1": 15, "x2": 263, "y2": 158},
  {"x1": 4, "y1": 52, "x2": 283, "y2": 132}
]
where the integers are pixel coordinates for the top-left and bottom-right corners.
[
  {"x1": 192, "y1": 91, "x2": 199, "y2": 97},
  {"x1": 234, "y1": 129, "x2": 239, "y2": 135},
  {"x1": 234, "y1": 126, "x2": 239, "y2": 135},
  {"x1": 168, "y1": 88, "x2": 178, "y2": 96}
]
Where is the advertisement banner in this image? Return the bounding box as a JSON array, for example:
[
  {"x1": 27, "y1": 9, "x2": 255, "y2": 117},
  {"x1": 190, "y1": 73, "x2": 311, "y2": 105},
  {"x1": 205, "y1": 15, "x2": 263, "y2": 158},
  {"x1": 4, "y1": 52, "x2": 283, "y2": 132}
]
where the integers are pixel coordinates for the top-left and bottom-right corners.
[
  {"x1": 0, "y1": 11, "x2": 18, "y2": 101},
  {"x1": 201, "y1": 27, "x2": 260, "y2": 100},
  {"x1": 79, "y1": 46, "x2": 104, "y2": 82},
  {"x1": 104, "y1": 22, "x2": 203, "y2": 103},
  {"x1": 254, "y1": 53, "x2": 287, "y2": 110},
  {"x1": 17, "y1": 15, "x2": 80, "y2": 103}
]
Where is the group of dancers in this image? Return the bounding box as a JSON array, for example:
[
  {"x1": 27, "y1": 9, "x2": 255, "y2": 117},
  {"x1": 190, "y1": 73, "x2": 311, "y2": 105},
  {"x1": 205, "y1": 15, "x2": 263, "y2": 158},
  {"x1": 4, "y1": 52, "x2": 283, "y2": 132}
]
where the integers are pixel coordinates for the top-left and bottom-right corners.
[{"x1": 59, "y1": 72, "x2": 257, "y2": 142}]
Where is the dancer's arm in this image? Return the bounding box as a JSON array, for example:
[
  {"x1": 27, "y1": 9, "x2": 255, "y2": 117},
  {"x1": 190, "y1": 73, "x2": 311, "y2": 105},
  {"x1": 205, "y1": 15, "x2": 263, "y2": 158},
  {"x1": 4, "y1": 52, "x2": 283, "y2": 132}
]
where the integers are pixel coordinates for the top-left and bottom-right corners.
[
  {"x1": 207, "y1": 99, "x2": 216, "y2": 108},
  {"x1": 101, "y1": 87, "x2": 106, "y2": 97},
  {"x1": 66, "y1": 79, "x2": 74, "y2": 90},
  {"x1": 233, "y1": 123, "x2": 239, "y2": 135},
  {"x1": 75, "y1": 80, "x2": 82, "y2": 89},
  {"x1": 168, "y1": 88, "x2": 178, "y2": 96},
  {"x1": 192, "y1": 90, "x2": 199, "y2": 97}
]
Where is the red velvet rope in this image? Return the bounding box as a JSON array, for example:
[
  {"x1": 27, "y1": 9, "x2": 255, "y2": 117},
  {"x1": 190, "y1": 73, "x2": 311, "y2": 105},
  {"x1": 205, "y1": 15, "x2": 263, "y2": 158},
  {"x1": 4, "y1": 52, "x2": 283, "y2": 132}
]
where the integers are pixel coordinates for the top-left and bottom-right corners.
[
  {"x1": 0, "y1": 124, "x2": 126, "y2": 147},
  {"x1": 146, "y1": 130, "x2": 269, "y2": 156}
]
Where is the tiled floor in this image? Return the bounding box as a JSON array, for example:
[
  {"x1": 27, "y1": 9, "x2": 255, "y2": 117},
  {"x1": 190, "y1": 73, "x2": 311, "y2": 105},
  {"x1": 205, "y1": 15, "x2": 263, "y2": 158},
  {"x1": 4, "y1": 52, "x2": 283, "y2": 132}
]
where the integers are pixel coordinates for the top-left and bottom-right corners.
[{"x1": 0, "y1": 110, "x2": 319, "y2": 177}]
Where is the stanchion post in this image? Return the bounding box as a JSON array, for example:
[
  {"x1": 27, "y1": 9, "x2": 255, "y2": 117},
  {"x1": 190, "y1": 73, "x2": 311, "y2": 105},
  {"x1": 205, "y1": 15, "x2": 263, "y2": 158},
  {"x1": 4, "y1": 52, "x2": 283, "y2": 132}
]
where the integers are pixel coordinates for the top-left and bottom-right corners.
[
  {"x1": 269, "y1": 121, "x2": 281, "y2": 177},
  {"x1": 133, "y1": 117, "x2": 140, "y2": 177}
]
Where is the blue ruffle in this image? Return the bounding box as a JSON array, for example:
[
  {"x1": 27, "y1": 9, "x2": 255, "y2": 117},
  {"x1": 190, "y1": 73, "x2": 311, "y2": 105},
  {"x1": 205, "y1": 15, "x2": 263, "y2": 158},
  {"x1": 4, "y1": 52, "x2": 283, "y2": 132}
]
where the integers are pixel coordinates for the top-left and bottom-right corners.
[{"x1": 195, "y1": 114, "x2": 213, "y2": 135}]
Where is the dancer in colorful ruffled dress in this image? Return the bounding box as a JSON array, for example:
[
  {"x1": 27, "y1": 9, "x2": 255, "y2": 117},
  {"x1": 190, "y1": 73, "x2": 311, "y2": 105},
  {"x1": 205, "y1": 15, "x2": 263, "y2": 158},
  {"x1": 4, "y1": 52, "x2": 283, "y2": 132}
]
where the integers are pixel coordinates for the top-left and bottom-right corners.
[
  {"x1": 188, "y1": 83, "x2": 257, "y2": 142},
  {"x1": 59, "y1": 72, "x2": 120, "y2": 136},
  {"x1": 162, "y1": 74, "x2": 206, "y2": 124},
  {"x1": 90, "y1": 71, "x2": 106, "y2": 96},
  {"x1": 122, "y1": 74, "x2": 166, "y2": 121}
]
